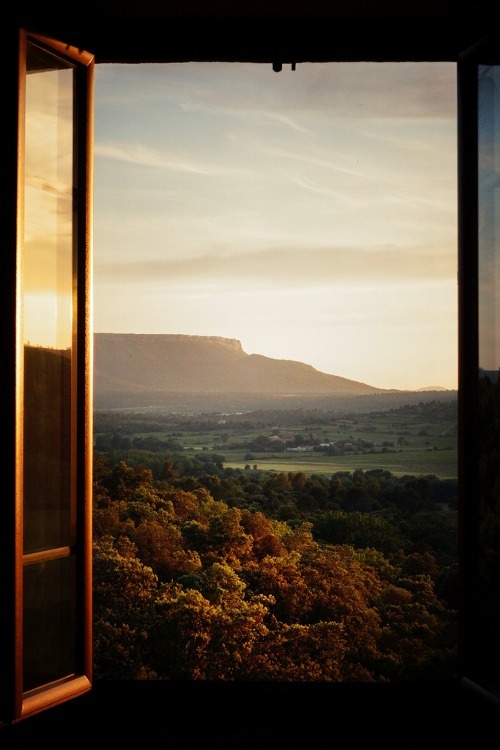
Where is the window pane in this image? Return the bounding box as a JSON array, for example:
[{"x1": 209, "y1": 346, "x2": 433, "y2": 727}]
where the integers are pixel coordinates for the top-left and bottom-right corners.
[
  {"x1": 23, "y1": 43, "x2": 75, "y2": 553},
  {"x1": 479, "y1": 65, "x2": 500, "y2": 371},
  {"x1": 23, "y1": 557, "x2": 77, "y2": 692},
  {"x1": 477, "y1": 64, "x2": 500, "y2": 688}
]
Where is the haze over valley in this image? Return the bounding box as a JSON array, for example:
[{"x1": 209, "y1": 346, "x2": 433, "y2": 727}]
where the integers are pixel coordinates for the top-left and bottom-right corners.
[{"x1": 94, "y1": 333, "x2": 456, "y2": 412}]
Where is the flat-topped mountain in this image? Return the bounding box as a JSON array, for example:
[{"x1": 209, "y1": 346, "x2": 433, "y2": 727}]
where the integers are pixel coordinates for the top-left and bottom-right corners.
[{"x1": 93, "y1": 333, "x2": 454, "y2": 411}]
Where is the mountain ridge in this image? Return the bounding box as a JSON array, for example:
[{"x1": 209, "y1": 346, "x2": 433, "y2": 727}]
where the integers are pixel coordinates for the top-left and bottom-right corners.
[{"x1": 93, "y1": 333, "x2": 454, "y2": 412}]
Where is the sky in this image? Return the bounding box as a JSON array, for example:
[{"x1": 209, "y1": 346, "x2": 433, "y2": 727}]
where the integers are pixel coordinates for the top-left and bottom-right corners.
[{"x1": 93, "y1": 61, "x2": 458, "y2": 391}]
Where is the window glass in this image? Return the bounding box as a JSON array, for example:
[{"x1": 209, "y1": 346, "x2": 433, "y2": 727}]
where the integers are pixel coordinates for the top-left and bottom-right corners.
[
  {"x1": 22, "y1": 40, "x2": 78, "y2": 693},
  {"x1": 23, "y1": 43, "x2": 75, "y2": 554},
  {"x1": 477, "y1": 63, "x2": 500, "y2": 689},
  {"x1": 23, "y1": 557, "x2": 77, "y2": 692}
]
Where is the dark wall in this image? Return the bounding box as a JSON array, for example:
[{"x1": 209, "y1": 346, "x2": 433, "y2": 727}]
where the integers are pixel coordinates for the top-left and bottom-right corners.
[{"x1": 13, "y1": 1, "x2": 494, "y2": 63}]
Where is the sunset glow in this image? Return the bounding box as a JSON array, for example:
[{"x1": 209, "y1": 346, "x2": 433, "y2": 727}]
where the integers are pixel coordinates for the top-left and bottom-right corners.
[{"x1": 93, "y1": 62, "x2": 457, "y2": 391}]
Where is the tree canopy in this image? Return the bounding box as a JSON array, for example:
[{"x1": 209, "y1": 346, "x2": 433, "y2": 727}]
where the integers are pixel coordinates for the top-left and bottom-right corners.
[{"x1": 93, "y1": 455, "x2": 458, "y2": 682}]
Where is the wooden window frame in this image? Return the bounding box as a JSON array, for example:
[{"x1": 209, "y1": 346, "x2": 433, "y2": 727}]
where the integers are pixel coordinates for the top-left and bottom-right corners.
[{"x1": 0, "y1": 30, "x2": 94, "y2": 725}]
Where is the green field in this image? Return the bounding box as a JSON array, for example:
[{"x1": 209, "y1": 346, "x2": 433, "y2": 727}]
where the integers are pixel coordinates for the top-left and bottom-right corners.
[
  {"x1": 94, "y1": 398, "x2": 458, "y2": 480},
  {"x1": 224, "y1": 449, "x2": 457, "y2": 479},
  {"x1": 222, "y1": 448, "x2": 457, "y2": 479}
]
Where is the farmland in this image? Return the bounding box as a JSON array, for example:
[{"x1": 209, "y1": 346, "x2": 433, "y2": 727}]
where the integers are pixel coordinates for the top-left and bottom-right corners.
[{"x1": 94, "y1": 397, "x2": 457, "y2": 480}]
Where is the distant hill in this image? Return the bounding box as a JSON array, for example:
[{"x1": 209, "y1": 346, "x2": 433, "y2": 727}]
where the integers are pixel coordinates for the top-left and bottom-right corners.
[
  {"x1": 418, "y1": 385, "x2": 448, "y2": 392},
  {"x1": 93, "y1": 333, "x2": 456, "y2": 412}
]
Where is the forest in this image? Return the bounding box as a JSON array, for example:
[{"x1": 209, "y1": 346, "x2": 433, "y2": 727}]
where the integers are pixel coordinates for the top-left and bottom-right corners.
[{"x1": 93, "y1": 399, "x2": 460, "y2": 682}]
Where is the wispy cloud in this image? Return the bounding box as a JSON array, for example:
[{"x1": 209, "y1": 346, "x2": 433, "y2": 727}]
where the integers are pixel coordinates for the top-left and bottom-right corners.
[
  {"x1": 94, "y1": 142, "x2": 211, "y2": 174},
  {"x1": 95, "y1": 244, "x2": 456, "y2": 286}
]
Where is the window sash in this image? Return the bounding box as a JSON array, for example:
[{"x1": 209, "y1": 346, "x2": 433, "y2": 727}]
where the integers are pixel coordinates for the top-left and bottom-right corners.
[{"x1": 11, "y1": 30, "x2": 94, "y2": 722}]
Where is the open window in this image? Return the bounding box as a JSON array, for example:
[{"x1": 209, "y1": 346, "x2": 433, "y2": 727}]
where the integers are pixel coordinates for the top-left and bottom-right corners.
[
  {"x1": 458, "y1": 34, "x2": 500, "y2": 699},
  {"x1": 0, "y1": 30, "x2": 93, "y2": 725},
  {"x1": 2, "y1": 19, "x2": 500, "y2": 727}
]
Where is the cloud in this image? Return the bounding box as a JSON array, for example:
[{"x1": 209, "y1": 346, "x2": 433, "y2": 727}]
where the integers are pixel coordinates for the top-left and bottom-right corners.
[
  {"x1": 170, "y1": 62, "x2": 456, "y2": 119},
  {"x1": 94, "y1": 243, "x2": 456, "y2": 287},
  {"x1": 94, "y1": 142, "x2": 211, "y2": 174}
]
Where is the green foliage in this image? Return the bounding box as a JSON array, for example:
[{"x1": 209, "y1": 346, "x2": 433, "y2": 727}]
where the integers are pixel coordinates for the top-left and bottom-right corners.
[{"x1": 312, "y1": 510, "x2": 404, "y2": 555}]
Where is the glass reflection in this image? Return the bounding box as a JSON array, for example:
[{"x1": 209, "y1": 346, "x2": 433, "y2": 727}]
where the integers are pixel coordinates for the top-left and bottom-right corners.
[
  {"x1": 22, "y1": 40, "x2": 79, "y2": 695},
  {"x1": 23, "y1": 43, "x2": 75, "y2": 554},
  {"x1": 23, "y1": 557, "x2": 77, "y2": 692},
  {"x1": 477, "y1": 64, "x2": 500, "y2": 689},
  {"x1": 24, "y1": 45, "x2": 74, "y2": 351}
]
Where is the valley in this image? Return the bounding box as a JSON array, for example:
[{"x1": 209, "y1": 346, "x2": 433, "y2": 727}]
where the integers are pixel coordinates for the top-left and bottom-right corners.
[{"x1": 94, "y1": 397, "x2": 458, "y2": 480}]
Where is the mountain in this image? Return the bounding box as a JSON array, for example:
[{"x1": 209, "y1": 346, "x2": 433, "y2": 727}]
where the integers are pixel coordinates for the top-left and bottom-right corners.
[{"x1": 93, "y1": 333, "x2": 455, "y2": 412}]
